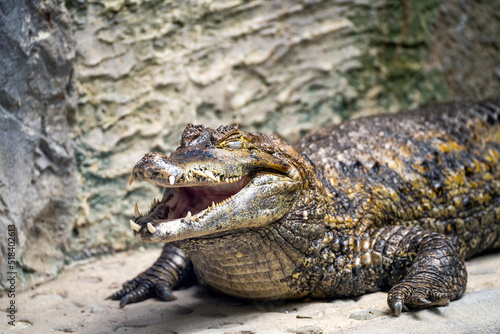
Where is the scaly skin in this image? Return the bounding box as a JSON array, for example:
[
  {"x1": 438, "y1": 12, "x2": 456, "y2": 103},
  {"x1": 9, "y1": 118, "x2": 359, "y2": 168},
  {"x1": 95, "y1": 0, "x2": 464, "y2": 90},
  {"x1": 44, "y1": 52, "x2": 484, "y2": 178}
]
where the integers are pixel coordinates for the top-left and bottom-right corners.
[{"x1": 109, "y1": 101, "x2": 500, "y2": 316}]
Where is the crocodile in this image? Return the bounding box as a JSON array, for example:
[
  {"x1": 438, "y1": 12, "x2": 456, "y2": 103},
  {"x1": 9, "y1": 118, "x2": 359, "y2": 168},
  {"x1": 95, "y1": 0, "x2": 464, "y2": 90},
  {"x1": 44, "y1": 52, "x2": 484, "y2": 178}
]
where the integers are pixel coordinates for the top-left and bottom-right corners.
[{"x1": 110, "y1": 101, "x2": 500, "y2": 316}]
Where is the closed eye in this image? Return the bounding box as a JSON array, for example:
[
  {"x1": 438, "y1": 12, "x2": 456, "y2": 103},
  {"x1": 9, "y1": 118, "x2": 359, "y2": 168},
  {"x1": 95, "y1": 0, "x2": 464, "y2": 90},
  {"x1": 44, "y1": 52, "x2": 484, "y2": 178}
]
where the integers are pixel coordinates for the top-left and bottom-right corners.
[{"x1": 225, "y1": 141, "x2": 243, "y2": 149}]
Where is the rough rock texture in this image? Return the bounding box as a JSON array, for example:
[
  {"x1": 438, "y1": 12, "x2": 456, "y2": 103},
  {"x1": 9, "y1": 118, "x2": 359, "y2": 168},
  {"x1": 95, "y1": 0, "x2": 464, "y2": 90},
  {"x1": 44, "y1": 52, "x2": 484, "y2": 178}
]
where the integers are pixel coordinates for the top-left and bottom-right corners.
[
  {"x1": 68, "y1": 0, "x2": 500, "y2": 260},
  {"x1": 428, "y1": 0, "x2": 500, "y2": 100},
  {"x1": 0, "y1": 0, "x2": 77, "y2": 290}
]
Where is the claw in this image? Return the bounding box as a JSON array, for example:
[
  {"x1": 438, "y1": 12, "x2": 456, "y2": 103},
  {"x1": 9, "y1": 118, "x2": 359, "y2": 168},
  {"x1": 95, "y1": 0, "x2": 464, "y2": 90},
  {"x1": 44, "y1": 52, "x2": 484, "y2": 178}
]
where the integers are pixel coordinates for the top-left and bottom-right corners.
[
  {"x1": 119, "y1": 294, "x2": 130, "y2": 309},
  {"x1": 157, "y1": 289, "x2": 176, "y2": 302},
  {"x1": 394, "y1": 301, "x2": 403, "y2": 317}
]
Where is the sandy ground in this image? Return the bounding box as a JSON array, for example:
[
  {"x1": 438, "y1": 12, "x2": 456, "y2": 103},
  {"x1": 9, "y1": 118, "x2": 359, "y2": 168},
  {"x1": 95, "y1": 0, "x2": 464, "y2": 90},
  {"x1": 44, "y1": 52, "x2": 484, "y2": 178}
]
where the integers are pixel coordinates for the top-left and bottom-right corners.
[{"x1": 2, "y1": 248, "x2": 500, "y2": 334}]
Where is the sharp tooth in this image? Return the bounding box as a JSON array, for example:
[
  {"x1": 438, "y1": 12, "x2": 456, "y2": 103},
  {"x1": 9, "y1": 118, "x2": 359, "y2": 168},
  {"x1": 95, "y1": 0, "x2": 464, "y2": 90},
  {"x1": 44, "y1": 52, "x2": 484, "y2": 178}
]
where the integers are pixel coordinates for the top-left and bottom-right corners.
[
  {"x1": 134, "y1": 202, "x2": 141, "y2": 218},
  {"x1": 212, "y1": 201, "x2": 216, "y2": 208},
  {"x1": 169, "y1": 175, "x2": 175, "y2": 186},
  {"x1": 185, "y1": 211, "x2": 192, "y2": 223},
  {"x1": 130, "y1": 220, "x2": 141, "y2": 232},
  {"x1": 192, "y1": 169, "x2": 207, "y2": 178},
  {"x1": 216, "y1": 174, "x2": 221, "y2": 183},
  {"x1": 205, "y1": 170, "x2": 217, "y2": 182},
  {"x1": 147, "y1": 222, "x2": 157, "y2": 234},
  {"x1": 128, "y1": 174, "x2": 136, "y2": 186}
]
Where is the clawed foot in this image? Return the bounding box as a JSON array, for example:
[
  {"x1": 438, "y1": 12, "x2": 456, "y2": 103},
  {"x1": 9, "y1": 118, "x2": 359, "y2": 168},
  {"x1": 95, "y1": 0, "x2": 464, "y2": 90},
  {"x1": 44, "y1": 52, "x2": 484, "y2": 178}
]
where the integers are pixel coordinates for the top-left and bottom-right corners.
[
  {"x1": 108, "y1": 275, "x2": 176, "y2": 308},
  {"x1": 388, "y1": 281, "x2": 451, "y2": 316},
  {"x1": 107, "y1": 244, "x2": 192, "y2": 308}
]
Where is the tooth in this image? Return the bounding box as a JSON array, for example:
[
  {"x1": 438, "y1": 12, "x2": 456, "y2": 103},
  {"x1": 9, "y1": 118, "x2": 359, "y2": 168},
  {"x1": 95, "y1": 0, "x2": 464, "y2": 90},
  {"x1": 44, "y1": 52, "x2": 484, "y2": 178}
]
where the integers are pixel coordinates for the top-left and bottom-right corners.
[
  {"x1": 185, "y1": 211, "x2": 192, "y2": 223},
  {"x1": 128, "y1": 174, "x2": 136, "y2": 186},
  {"x1": 147, "y1": 222, "x2": 157, "y2": 234},
  {"x1": 130, "y1": 220, "x2": 141, "y2": 232},
  {"x1": 205, "y1": 170, "x2": 217, "y2": 182},
  {"x1": 212, "y1": 201, "x2": 216, "y2": 208},
  {"x1": 192, "y1": 169, "x2": 207, "y2": 178},
  {"x1": 169, "y1": 175, "x2": 175, "y2": 186},
  {"x1": 216, "y1": 175, "x2": 221, "y2": 183},
  {"x1": 134, "y1": 202, "x2": 141, "y2": 218}
]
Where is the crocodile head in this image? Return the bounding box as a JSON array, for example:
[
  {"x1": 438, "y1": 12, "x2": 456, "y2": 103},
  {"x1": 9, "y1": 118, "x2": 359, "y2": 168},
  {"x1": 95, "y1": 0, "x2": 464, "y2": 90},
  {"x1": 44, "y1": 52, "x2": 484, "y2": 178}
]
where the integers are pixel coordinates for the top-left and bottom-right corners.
[{"x1": 129, "y1": 124, "x2": 310, "y2": 243}]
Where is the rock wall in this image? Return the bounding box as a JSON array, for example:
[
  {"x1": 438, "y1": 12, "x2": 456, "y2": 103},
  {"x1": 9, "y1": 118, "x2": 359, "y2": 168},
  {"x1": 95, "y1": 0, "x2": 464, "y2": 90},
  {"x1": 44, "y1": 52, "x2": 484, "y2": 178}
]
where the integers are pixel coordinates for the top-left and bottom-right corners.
[
  {"x1": 0, "y1": 0, "x2": 77, "y2": 290},
  {"x1": 428, "y1": 0, "x2": 500, "y2": 100},
  {"x1": 68, "y1": 0, "x2": 500, "y2": 260}
]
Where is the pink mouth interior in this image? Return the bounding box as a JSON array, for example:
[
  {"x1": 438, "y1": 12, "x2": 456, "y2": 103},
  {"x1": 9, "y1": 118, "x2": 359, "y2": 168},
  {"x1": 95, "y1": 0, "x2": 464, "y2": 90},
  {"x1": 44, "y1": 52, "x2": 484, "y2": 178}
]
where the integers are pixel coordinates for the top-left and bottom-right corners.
[{"x1": 148, "y1": 177, "x2": 248, "y2": 221}]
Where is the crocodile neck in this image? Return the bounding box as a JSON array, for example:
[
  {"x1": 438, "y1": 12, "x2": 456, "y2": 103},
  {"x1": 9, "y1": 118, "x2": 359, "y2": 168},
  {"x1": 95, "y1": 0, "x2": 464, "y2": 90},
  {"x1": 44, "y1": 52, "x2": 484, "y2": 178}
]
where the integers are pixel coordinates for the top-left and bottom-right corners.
[{"x1": 174, "y1": 226, "x2": 316, "y2": 300}]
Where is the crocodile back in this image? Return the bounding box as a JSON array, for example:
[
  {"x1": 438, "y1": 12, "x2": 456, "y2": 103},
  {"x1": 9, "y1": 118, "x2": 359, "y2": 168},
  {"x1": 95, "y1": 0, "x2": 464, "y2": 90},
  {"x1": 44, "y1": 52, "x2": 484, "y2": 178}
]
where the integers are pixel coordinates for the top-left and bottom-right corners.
[{"x1": 295, "y1": 101, "x2": 500, "y2": 258}]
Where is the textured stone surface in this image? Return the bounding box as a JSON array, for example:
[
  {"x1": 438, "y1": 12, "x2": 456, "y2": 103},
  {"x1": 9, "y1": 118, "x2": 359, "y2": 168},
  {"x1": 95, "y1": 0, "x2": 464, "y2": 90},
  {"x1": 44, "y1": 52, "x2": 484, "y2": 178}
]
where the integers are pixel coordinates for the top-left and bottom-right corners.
[
  {"x1": 0, "y1": 0, "x2": 77, "y2": 290},
  {"x1": 428, "y1": 0, "x2": 500, "y2": 100},
  {"x1": 5, "y1": 249, "x2": 499, "y2": 333}
]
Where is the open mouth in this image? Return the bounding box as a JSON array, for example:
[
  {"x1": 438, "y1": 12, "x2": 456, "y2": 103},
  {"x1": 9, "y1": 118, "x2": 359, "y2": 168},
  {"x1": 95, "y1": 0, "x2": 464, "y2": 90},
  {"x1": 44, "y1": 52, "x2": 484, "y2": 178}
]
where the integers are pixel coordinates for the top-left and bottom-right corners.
[
  {"x1": 131, "y1": 174, "x2": 247, "y2": 234},
  {"x1": 128, "y1": 150, "x2": 301, "y2": 244}
]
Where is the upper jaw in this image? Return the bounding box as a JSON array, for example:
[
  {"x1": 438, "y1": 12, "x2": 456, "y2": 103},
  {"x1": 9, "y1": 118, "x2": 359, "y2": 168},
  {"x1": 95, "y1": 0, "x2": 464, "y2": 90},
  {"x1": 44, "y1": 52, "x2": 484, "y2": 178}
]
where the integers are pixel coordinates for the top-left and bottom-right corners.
[{"x1": 128, "y1": 147, "x2": 289, "y2": 188}]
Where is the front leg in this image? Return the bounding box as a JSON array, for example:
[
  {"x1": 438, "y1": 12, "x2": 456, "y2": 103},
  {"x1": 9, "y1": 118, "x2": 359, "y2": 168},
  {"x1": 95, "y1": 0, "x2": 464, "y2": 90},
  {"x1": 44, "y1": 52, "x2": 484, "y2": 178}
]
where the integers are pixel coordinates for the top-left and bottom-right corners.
[
  {"x1": 108, "y1": 244, "x2": 194, "y2": 308},
  {"x1": 373, "y1": 226, "x2": 467, "y2": 316}
]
